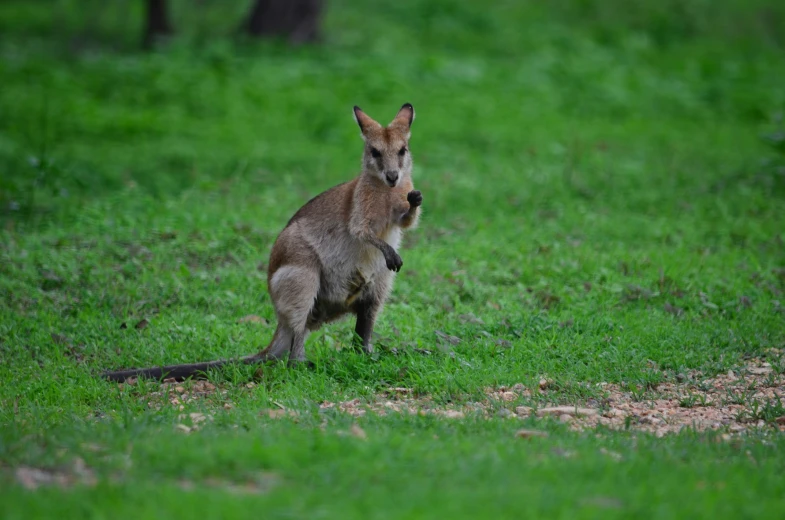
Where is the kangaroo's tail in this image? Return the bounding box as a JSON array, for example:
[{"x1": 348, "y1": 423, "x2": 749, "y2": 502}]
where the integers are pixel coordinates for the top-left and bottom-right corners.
[
  {"x1": 100, "y1": 353, "x2": 267, "y2": 382},
  {"x1": 100, "y1": 325, "x2": 297, "y2": 383}
]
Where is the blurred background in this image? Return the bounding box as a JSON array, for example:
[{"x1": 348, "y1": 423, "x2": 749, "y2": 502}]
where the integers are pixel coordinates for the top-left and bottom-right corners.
[{"x1": 0, "y1": 0, "x2": 784, "y2": 222}]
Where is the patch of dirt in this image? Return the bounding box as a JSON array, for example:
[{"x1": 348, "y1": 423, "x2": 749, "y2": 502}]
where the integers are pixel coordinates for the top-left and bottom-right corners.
[
  {"x1": 177, "y1": 472, "x2": 280, "y2": 495},
  {"x1": 319, "y1": 355, "x2": 784, "y2": 437},
  {"x1": 13, "y1": 458, "x2": 97, "y2": 490},
  {"x1": 7, "y1": 454, "x2": 277, "y2": 494},
  {"x1": 119, "y1": 354, "x2": 784, "y2": 438},
  {"x1": 174, "y1": 412, "x2": 214, "y2": 434},
  {"x1": 563, "y1": 355, "x2": 784, "y2": 437},
  {"x1": 319, "y1": 392, "x2": 451, "y2": 418},
  {"x1": 260, "y1": 408, "x2": 299, "y2": 419},
  {"x1": 120, "y1": 378, "x2": 227, "y2": 411}
]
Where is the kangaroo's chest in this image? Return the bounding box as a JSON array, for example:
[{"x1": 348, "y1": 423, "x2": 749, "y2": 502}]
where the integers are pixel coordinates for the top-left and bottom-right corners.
[
  {"x1": 358, "y1": 225, "x2": 401, "y2": 272},
  {"x1": 315, "y1": 225, "x2": 399, "y2": 305},
  {"x1": 341, "y1": 226, "x2": 400, "y2": 303}
]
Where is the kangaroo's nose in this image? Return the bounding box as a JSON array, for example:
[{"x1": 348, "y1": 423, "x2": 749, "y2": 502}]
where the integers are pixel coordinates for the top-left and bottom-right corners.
[{"x1": 384, "y1": 171, "x2": 399, "y2": 185}]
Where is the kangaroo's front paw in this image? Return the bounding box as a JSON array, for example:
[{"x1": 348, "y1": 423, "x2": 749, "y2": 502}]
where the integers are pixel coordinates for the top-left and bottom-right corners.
[
  {"x1": 407, "y1": 190, "x2": 423, "y2": 208},
  {"x1": 384, "y1": 248, "x2": 403, "y2": 272}
]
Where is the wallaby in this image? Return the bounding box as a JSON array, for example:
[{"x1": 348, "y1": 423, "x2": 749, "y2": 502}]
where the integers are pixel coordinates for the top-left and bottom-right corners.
[{"x1": 102, "y1": 103, "x2": 422, "y2": 382}]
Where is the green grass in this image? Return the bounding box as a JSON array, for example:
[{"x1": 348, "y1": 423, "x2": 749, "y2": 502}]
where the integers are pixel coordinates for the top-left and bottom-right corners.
[
  {"x1": 3, "y1": 420, "x2": 785, "y2": 519},
  {"x1": 2, "y1": 0, "x2": 785, "y2": 517}
]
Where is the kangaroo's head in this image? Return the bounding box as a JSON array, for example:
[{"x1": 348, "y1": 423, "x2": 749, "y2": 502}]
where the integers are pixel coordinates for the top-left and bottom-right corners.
[{"x1": 353, "y1": 103, "x2": 415, "y2": 188}]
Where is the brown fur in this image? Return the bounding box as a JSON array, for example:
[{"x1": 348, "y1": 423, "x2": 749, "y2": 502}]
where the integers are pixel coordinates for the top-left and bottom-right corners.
[{"x1": 101, "y1": 103, "x2": 422, "y2": 382}]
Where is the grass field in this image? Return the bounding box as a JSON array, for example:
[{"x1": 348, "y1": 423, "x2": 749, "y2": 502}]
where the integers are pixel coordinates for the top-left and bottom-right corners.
[{"x1": 2, "y1": 0, "x2": 785, "y2": 517}]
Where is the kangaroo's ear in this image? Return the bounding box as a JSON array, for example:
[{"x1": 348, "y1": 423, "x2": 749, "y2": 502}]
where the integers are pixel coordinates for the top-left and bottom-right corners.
[
  {"x1": 389, "y1": 103, "x2": 415, "y2": 132},
  {"x1": 353, "y1": 106, "x2": 381, "y2": 138}
]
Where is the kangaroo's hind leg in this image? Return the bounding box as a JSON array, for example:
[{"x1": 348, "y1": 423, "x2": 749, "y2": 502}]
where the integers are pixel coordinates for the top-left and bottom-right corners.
[
  {"x1": 268, "y1": 264, "x2": 320, "y2": 365},
  {"x1": 352, "y1": 273, "x2": 394, "y2": 353}
]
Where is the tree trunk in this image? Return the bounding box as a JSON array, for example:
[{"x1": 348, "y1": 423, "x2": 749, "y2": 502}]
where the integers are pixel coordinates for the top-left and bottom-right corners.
[
  {"x1": 143, "y1": 0, "x2": 173, "y2": 49},
  {"x1": 245, "y1": 0, "x2": 323, "y2": 44}
]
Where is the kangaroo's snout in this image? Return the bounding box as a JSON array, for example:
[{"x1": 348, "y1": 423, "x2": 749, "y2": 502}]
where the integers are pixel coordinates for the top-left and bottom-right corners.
[{"x1": 384, "y1": 170, "x2": 399, "y2": 186}]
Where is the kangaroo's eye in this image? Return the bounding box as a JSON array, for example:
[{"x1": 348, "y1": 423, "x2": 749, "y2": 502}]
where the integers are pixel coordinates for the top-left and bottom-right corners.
[
  {"x1": 370, "y1": 148, "x2": 382, "y2": 158},
  {"x1": 398, "y1": 147, "x2": 407, "y2": 156}
]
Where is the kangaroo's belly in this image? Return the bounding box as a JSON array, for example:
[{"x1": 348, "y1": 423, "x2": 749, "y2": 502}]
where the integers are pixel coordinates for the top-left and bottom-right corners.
[{"x1": 307, "y1": 226, "x2": 401, "y2": 324}]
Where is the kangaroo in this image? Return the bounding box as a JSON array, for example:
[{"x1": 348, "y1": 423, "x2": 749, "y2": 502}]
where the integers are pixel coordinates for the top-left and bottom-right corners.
[{"x1": 102, "y1": 103, "x2": 422, "y2": 382}]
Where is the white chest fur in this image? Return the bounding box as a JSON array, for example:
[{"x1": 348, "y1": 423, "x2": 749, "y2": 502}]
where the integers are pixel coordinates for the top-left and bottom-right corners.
[{"x1": 357, "y1": 226, "x2": 401, "y2": 280}]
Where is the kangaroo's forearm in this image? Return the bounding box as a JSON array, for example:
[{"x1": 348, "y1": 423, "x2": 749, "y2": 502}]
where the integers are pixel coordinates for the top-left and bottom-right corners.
[
  {"x1": 349, "y1": 224, "x2": 402, "y2": 272},
  {"x1": 363, "y1": 231, "x2": 396, "y2": 256},
  {"x1": 400, "y1": 206, "x2": 420, "y2": 228}
]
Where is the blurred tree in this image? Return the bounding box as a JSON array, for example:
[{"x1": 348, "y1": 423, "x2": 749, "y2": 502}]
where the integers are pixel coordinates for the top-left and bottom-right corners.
[
  {"x1": 143, "y1": 0, "x2": 173, "y2": 48},
  {"x1": 244, "y1": 0, "x2": 323, "y2": 43}
]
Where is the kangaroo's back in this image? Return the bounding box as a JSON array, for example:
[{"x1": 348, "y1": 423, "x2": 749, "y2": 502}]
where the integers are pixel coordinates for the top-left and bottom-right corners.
[{"x1": 267, "y1": 178, "x2": 357, "y2": 286}]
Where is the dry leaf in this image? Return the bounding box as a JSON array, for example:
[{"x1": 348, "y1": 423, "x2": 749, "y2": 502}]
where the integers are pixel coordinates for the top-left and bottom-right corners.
[
  {"x1": 536, "y1": 406, "x2": 598, "y2": 418},
  {"x1": 664, "y1": 302, "x2": 683, "y2": 316},
  {"x1": 188, "y1": 413, "x2": 208, "y2": 424},
  {"x1": 515, "y1": 429, "x2": 548, "y2": 439},
  {"x1": 435, "y1": 330, "x2": 461, "y2": 345},
  {"x1": 535, "y1": 290, "x2": 560, "y2": 309},
  {"x1": 237, "y1": 315, "x2": 267, "y2": 324},
  {"x1": 71, "y1": 457, "x2": 96, "y2": 486},
  {"x1": 16, "y1": 467, "x2": 60, "y2": 490},
  {"x1": 350, "y1": 424, "x2": 367, "y2": 440},
  {"x1": 599, "y1": 448, "x2": 623, "y2": 461},
  {"x1": 179, "y1": 472, "x2": 280, "y2": 495},
  {"x1": 458, "y1": 313, "x2": 484, "y2": 325},
  {"x1": 15, "y1": 462, "x2": 96, "y2": 490},
  {"x1": 551, "y1": 447, "x2": 577, "y2": 458},
  {"x1": 261, "y1": 409, "x2": 297, "y2": 419},
  {"x1": 51, "y1": 333, "x2": 69, "y2": 345},
  {"x1": 496, "y1": 391, "x2": 516, "y2": 402}
]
